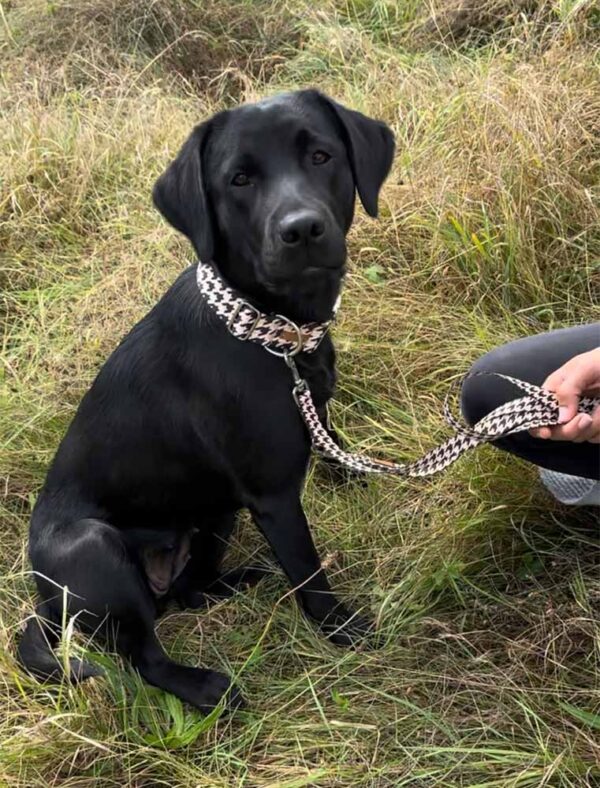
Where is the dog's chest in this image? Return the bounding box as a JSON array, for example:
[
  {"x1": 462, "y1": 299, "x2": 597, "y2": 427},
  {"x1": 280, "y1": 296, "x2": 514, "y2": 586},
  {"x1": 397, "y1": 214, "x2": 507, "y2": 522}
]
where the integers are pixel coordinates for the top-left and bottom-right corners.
[
  {"x1": 209, "y1": 343, "x2": 336, "y2": 478},
  {"x1": 298, "y1": 360, "x2": 335, "y2": 408},
  {"x1": 295, "y1": 342, "x2": 336, "y2": 408}
]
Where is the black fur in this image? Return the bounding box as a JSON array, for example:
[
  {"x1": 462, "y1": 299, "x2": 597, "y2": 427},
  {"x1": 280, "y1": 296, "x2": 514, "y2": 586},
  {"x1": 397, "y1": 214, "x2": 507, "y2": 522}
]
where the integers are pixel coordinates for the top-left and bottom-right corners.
[{"x1": 18, "y1": 89, "x2": 395, "y2": 713}]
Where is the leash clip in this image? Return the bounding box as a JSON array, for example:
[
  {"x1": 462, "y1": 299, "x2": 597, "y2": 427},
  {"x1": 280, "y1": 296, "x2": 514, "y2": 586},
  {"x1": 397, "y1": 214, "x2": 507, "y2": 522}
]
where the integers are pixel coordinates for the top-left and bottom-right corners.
[{"x1": 285, "y1": 354, "x2": 308, "y2": 404}]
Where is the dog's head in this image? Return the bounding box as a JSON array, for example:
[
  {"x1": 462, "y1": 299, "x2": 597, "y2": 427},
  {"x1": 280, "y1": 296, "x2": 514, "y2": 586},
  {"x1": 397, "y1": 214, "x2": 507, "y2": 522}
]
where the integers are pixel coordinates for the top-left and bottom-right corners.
[{"x1": 153, "y1": 90, "x2": 394, "y2": 320}]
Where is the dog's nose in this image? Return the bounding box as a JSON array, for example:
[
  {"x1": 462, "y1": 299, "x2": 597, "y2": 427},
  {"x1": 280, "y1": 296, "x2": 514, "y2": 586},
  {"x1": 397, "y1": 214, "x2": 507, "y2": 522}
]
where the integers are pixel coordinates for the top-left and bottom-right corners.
[{"x1": 279, "y1": 211, "x2": 325, "y2": 246}]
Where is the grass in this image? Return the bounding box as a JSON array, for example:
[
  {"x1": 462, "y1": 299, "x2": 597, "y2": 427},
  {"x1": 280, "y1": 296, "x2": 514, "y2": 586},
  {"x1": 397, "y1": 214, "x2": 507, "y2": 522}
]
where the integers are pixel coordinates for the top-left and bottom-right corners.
[{"x1": 1, "y1": 0, "x2": 599, "y2": 785}]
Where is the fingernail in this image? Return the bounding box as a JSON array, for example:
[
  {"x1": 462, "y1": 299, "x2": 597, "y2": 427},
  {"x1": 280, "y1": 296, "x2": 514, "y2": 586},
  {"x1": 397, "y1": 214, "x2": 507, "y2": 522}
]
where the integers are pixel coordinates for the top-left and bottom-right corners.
[
  {"x1": 558, "y1": 407, "x2": 570, "y2": 423},
  {"x1": 579, "y1": 414, "x2": 592, "y2": 427}
]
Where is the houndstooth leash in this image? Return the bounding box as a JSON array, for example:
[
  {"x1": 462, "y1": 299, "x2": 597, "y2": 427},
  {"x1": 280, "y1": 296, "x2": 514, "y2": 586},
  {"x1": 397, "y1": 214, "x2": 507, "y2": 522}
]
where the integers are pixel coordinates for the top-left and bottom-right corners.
[{"x1": 196, "y1": 261, "x2": 599, "y2": 478}]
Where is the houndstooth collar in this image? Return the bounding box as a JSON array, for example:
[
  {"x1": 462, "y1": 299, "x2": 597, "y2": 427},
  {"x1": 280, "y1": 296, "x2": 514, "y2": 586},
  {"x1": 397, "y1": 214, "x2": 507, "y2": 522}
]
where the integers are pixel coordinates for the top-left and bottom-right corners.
[{"x1": 195, "y1": 260, "x2": 339, "y2": 357}]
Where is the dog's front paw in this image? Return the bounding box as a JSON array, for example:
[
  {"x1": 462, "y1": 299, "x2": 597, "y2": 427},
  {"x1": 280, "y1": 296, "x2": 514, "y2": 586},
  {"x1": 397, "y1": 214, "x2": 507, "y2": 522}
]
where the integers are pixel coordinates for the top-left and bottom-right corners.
[
  {"x1": 313, "y1": 604, "x2": 375, "y2": 648},
  {"x1": 188, "y1": 669, "x2": 245, "y2": 714}
]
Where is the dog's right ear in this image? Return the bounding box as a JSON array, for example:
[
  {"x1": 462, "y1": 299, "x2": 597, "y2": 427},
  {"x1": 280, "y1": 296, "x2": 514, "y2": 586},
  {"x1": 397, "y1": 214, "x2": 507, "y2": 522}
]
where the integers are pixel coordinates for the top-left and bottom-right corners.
[
  {"x1": 303, "y1": 90, "x2": 394, "y2": 219},
  {"x1": 152, "y1": 120, "x2": 214, "y2": 262}
]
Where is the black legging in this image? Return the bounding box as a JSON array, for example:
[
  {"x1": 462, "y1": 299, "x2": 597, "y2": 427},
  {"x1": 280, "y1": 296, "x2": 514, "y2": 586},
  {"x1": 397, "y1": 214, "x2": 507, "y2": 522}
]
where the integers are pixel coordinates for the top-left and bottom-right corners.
[{"x1": 461, "y1": 323, "x2": 600, "y2": 481}]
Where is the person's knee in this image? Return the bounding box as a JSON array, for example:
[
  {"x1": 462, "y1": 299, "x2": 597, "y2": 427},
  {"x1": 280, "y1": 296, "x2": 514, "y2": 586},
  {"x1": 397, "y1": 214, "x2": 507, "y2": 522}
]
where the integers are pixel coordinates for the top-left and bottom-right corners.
[{"x1": 460, "y1": 345, "x2": 514, "y2": 427}]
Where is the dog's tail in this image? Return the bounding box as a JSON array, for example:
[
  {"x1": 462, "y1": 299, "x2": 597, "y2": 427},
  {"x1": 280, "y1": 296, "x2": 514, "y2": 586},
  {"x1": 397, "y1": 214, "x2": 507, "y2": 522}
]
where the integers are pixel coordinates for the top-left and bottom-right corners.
[{"x1": 17, "y1": 603, "x2": 102, "y2": 683}]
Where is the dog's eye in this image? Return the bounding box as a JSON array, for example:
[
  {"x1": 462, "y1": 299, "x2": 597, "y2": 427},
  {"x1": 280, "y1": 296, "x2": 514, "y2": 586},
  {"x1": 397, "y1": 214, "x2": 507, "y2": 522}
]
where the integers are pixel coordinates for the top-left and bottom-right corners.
[
  {"x1": 231, "y1": 172, "x2": 251, "y2": 187},
  {"x1": 312, "y1": 150, "x2": 331, "y2": 166}
]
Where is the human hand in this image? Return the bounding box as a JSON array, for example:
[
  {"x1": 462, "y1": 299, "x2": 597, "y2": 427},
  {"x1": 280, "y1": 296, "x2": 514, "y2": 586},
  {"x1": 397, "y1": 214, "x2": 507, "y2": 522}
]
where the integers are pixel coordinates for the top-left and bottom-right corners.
[{"x1": 530, "y1": 347, "x2": 600, "y2": 443}]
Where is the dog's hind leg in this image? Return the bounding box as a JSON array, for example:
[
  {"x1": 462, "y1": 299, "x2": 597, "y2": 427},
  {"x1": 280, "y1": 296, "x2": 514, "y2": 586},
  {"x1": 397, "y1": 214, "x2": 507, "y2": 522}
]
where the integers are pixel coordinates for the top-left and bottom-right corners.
[
  {"x1": 26, "y1": 518, "x2": 242, "y2": 712},
  {"x1": 17, "y1": 601, "x2": 102, "y2": 682}
]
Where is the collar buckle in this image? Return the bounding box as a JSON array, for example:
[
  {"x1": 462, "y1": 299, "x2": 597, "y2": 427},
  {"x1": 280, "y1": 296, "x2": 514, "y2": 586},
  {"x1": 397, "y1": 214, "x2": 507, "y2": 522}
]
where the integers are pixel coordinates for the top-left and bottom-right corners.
[{"x1": 227, "y1": 299, "x2": 261, "y2": 341}]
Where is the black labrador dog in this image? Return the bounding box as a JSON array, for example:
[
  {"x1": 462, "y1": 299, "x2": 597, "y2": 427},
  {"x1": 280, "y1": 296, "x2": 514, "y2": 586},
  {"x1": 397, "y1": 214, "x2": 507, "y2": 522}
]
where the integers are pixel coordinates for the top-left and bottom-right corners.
[{"x1": 18, "y1": 89, "x2": 394, "y2": 712}]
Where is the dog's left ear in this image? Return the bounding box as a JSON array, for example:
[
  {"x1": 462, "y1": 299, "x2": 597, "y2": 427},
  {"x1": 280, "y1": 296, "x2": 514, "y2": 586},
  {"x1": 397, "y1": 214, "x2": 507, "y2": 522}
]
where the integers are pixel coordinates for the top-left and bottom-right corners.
[
  {"x1": 310, "y1": 91, "x2": 395, "y2": 218},
  {"x1": 152, "y1": 119, "x2": 216, "y2": 262}
]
